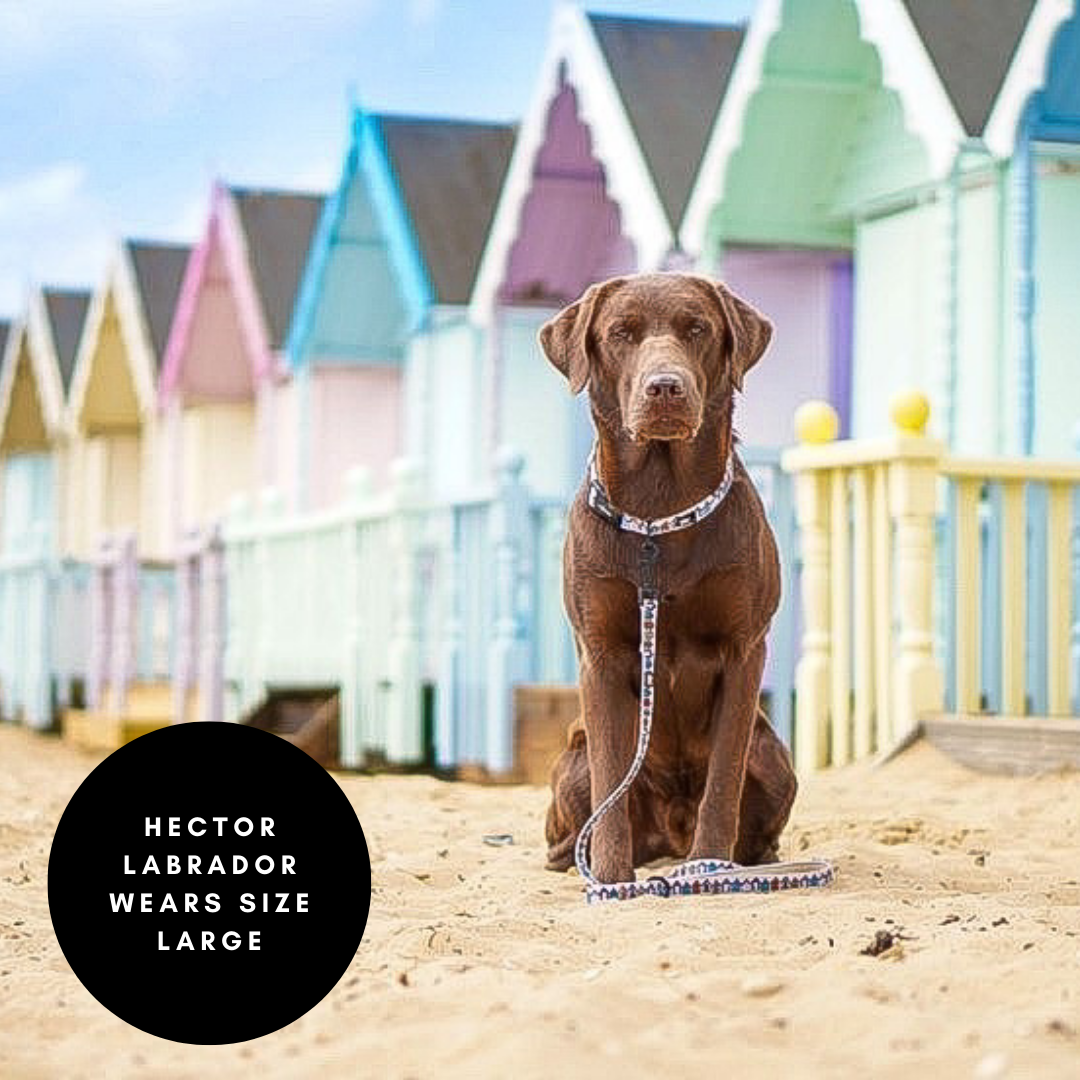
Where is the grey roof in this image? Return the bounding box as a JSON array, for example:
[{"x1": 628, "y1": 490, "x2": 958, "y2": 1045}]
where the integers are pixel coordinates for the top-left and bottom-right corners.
[
  {"x1": 901, "y1": 0, "x2": 1036, "y2": 136},
  {"x1": 126, "y1": 241, "x2": 191, "y2": 370},
  {"x1": 378, "y1": 117, "x2": 516, "y2": 304},
  {"x1": 42, "y1": 289, "x2": 91, "y2": 394},
  {"x1": 230, "y1": 188, "x2": 325, "y2": 350},
  {"x1": 588, "y1": 14, "x2": 744, "y2": 231}
]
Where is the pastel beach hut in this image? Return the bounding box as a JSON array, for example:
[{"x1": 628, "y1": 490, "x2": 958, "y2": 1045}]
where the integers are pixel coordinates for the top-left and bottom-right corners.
[
  {"x1": 977, "y1": 0, "x2": 1080, "y2": 457},
  {"x1": 66, "y1": 240, "x2": 189, "y2": 561},
  {"x1": 0, "y1": 288, "x2": 91, "y2": 726},
  {"x1": 61, "y1": 241, "x2": 189, "y2": 744},
  {"x1": 470, "y1": 7, "x2": 746, "y2": 499},
  {"x1": 681, "y1": 0, "x2": 1071, "y2": 458},
  {"x1": 468, "y1": 8, "x2": 815, "y2": 744},
  {"x1": 288, "y1": 112, "x2": 515, "y2": 509},
  {"x1": 157, "y1": 185, "x2": 324, "y2": 541},
  {"x1": 218, "y1": 115, "x2": 518, "y2": 763}
]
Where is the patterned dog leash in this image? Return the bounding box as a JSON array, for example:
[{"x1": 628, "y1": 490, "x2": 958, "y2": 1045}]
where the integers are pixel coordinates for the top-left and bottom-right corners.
[{"x1": 575, "y1": 450, "x2": 834, "y2": 904}]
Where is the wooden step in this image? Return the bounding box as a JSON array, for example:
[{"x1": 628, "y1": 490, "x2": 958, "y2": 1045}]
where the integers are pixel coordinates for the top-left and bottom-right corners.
[
  {"x1": 63, "y1": 708, "x2": 171, "y2": 752},
  {"x1": 118, "y1": 681, "x2": 173, "y2": 720},
  {"x1": 922, "y1": 712, "x2": 1080, "y2": 775},
  {"x1": 241, "y1": 689, "x2": 339, "y2": 767}
]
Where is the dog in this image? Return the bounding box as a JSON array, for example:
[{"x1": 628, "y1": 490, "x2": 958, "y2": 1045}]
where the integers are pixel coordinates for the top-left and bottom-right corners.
[{"x1": 540, "y1": 272, "x2": 797, "y2": 885}]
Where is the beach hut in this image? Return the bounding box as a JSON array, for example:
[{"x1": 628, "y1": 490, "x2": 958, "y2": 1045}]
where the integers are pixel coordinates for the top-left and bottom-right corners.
[
  {"x1": 0, "y1": 288, "x2": 90, "y2": 726},
  {"x1": 66, "y1": 240, "x2": 190, "y2": 561},
  {"x1": 157, "y1": 185, "x2": 324, "y2": 540},
  {"x1": 469, "y1": 7, "x2": 745, "y2": 499},
  {"x1": 56, "y1": 242, "x2": 190, "y2": 746},
  {"x1": 980, "y1": 0, "x2": 1080, "y2": 457},
  {"x1": 682, "y1": 0, "x2": 1076, "y2": 458},
  {"x1": 288, "y1": 112, "x2": 515, "y2": 509}
]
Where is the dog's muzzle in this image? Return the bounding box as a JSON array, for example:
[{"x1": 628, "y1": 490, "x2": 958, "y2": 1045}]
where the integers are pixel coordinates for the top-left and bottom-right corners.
[{"x1": 629, "y1": 367, "x2": 701, "y2": 441}]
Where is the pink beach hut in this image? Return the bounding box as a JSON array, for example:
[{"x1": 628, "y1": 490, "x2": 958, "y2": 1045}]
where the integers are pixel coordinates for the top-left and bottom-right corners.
[
  {"x1": 469, "y1": 7, "x2": 746, "y2": 499},
  {"x1": 157, "y1": 185, "x2": 324, "y2": 544}
]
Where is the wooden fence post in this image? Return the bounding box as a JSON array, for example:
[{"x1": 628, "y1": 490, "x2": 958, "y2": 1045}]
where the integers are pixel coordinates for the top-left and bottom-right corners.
[
  {"x1": 251, "y1": 488, "x2": 283, "y2": 718},
  {"x1": 340, "y1": 466, "x2": 371, "y2": 769},
  {"x1": 791, "y1": 403, "x2": 837, "y2": 772},
  {"x1": 887, "y1": 394, "x2": 945, "y2": 742},
  {"x1": 171, "y1": 531, "x2": 194, "y2": 723},
  {"x1": 108, "y1": 532, "x2": 137, "y2": 716},
  {"x1": 197, "y1": 525, "x2": 225, "y2": 723},
  {"x1": 486, "y1": 447, "x2": 532, "y2": 774},
  {"x1": 386, "y1": 459, "x2": 423, "y2": 764},
  {"x1": 435, "y1": 507, "x2": 463, "y2": 769},
  {"x1": 222, "y1": 493, "x2": 252, "y2": 723},
  {"x1": 86, "y1": 535, "x2": 113, "y2": 712},
  {"x1": 27, "y1": 524, "x2": 53, "y2": 729}
]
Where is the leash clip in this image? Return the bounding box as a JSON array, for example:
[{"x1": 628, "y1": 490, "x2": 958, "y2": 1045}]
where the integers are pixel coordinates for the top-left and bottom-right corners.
[{"x1": 638, "y1": 537, "x2": 660, "y2": 601}]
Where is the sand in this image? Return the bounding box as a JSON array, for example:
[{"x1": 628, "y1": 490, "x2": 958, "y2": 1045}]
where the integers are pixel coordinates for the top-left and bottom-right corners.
[{"x1": 1, "y1": 723, "x2": 1079, "y2": 1079}]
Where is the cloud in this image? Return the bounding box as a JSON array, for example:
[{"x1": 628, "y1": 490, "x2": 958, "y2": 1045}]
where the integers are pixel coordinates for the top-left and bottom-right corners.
[
  {"x1": 0, "y1": 162, "x2": 109, "y2": 316},
  {"x1": 0, "y1": 163, "x2": 87, "y2": 224}
]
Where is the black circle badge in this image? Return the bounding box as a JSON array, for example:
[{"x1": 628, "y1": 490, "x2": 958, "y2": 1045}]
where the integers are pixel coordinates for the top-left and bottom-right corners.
[{"x1": 48, "y1": 722, "x2": 371, "y2": 1044}]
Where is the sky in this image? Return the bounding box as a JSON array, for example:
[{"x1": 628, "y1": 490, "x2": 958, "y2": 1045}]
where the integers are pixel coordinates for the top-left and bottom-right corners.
[{"x1": 0, "y1": 0, "x2": 756, "y2": 318}]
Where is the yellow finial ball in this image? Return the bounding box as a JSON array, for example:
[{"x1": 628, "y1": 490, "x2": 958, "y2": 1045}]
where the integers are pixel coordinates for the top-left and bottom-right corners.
[
  {"x1": 890, "y1": 391, "x2": 930, "y2": 436},
  {"x1": 794, "y1": 401, "x2": 839, "y2": 445}
]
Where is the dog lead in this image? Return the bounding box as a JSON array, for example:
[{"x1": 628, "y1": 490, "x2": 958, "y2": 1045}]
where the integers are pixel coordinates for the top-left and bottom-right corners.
[{"x1": 575, "y1": 447, "x2": 835, "y2": 904}]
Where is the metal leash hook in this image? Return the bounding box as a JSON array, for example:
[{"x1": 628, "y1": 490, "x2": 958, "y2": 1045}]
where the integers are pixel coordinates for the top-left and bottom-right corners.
[{"x1": 638, "y1": 537, "x2": 660, "y2": 602}]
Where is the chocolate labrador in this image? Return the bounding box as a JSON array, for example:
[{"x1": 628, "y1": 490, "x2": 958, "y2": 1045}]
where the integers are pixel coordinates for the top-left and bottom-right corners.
[{"x1": 540, "y1": 272, "x2": 796, "y2": 884}]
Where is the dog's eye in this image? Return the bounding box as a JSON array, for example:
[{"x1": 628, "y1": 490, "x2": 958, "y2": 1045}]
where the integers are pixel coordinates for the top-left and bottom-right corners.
[
  {"x1": 609, "y1": 324, "x2": 634, "y2": 344},
  {"x1": 686, "y1": 321, "x2": 708, "y2": 339}
]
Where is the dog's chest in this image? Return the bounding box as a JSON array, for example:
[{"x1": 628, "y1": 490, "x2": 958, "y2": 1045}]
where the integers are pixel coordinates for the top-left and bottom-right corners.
[{"x1": 658, "y1": 566, "x2": 755, "y2": 658}]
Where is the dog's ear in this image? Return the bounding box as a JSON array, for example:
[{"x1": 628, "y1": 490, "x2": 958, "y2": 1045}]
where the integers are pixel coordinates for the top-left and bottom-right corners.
[
  {"x1": 538, "y1": 278, "x2": 625, "y2": 395},
  {"x1": 710, "y1": 280, "x2": 772, "y2": 392}
]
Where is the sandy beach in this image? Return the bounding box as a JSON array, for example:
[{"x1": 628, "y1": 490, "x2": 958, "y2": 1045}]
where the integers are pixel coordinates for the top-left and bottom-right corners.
[{"x1": 1, "y1": 722, "x2": 1078, "y2": 1079}]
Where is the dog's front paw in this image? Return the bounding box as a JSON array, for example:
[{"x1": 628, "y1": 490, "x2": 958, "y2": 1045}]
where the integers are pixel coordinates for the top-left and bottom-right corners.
[{"x1": 588, "y1": 852, "x2": 634, "y2": 885}]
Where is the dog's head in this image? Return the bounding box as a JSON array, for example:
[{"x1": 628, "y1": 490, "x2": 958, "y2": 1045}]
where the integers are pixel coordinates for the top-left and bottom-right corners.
[{"x1": 538, "y1": 273, "x2": 771, "y2": 443}]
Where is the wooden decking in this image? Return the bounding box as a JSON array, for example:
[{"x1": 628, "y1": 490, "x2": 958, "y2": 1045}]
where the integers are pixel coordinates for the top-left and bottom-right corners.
[
  {"x1": 63, "y1": 681, "x2": 172, "y2": 752},
  {"x1": 922, "y1": 712, "x2": 1080, "y2": 775}
]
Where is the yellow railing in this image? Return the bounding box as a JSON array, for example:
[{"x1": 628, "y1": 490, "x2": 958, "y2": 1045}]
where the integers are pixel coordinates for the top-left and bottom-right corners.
[
  {"x1": 942, "y1": 456, "x2": 1080, "y2": 719},
  {"x1": 781, "y1": 394, "x2": 1080, "y2": 772}
]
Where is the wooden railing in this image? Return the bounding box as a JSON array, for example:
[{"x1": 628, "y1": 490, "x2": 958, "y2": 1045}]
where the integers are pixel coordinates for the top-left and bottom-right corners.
[
  {"x1": 942, "y1": 458, "x2": 1080, "y2": 719},
  {"x1": 86, "y1": 532, "x2": 176, "y2": 716},
  {"x1": 0, "y1": 527, "x2": 89, "y2": 728},
  {"x1": 210, "y1": 450, "x2": 572, "y2": 772},
  {"x1": 782, "y1": 394, "x2": 1080, "y2": 772}
]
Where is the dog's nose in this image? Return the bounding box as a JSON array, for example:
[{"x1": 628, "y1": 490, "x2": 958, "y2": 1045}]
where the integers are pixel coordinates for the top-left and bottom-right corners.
[{"x1": 644, "y1": 372, "x2": 687, "y2": 399}]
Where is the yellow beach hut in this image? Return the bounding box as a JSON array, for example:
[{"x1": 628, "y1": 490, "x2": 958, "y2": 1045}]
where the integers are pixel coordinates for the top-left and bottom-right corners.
[{"x1": 0, "y1": 288, "x2": 91, "y2": 727}]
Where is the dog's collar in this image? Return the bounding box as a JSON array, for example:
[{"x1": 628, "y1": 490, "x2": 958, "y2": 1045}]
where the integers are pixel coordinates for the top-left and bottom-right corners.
[{"x1": 586, "y1": 447, "x2": 735, "y2": 537}]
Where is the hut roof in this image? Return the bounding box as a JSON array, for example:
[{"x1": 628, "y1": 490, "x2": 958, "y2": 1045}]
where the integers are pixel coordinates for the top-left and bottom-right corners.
[
  {"x1": 42, "y1": 289, "x2": 90, "y2": 394},
  {"x1": 379, "y1": 117, "x2": 516, "y2": 304},
  {"x1": 230, "y1": 189, "x2": 325, "y2": 349},
  {"x1": 126, "y1": 241, "x2": 191, "y2": 370},
  {"x1": 588, "y1": 14, "x2": 744, "y2": 229},
  {"x1": 901, "y1": 0, "x2": 1036, "y2": 136}
]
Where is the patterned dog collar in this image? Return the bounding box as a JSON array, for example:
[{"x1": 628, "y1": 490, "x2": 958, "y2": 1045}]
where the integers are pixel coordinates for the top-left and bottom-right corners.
[{"x1": 586, "y1": 448, "x2": 735, "y2": 536}]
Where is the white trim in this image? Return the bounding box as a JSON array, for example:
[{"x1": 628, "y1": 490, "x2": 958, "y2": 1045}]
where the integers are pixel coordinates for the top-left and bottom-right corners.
[
  {"x1": 65, "y1": 244, "x2": 160, "y2": 431},
  {"x1": 114, "y1": 243, "x2": 160, "y2": 415},
  {"x1": 0, "y1": 312, "x2": 28, "y2": 447},
  {"x1": 680, "y1": 0, "x2": 966, "y2": 257},
  {"x1": 65, "y1": 261, "x2": 111, "y2": 431},
  {"x1": 984, "y1": 0, "x2": 1075, "y2": 159},
  {"x1": 679, "y1": 0, "x2": 782, "y2": 256},
  {"x1": 856, "y1": 0, "x2": 965, "y2": 180},
  {"x1": 468, "y1": 3, "x2": 672, "y2": 325},
  {"x1": 25, "y1": 290, "x2": 68, "y2": 439}
]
